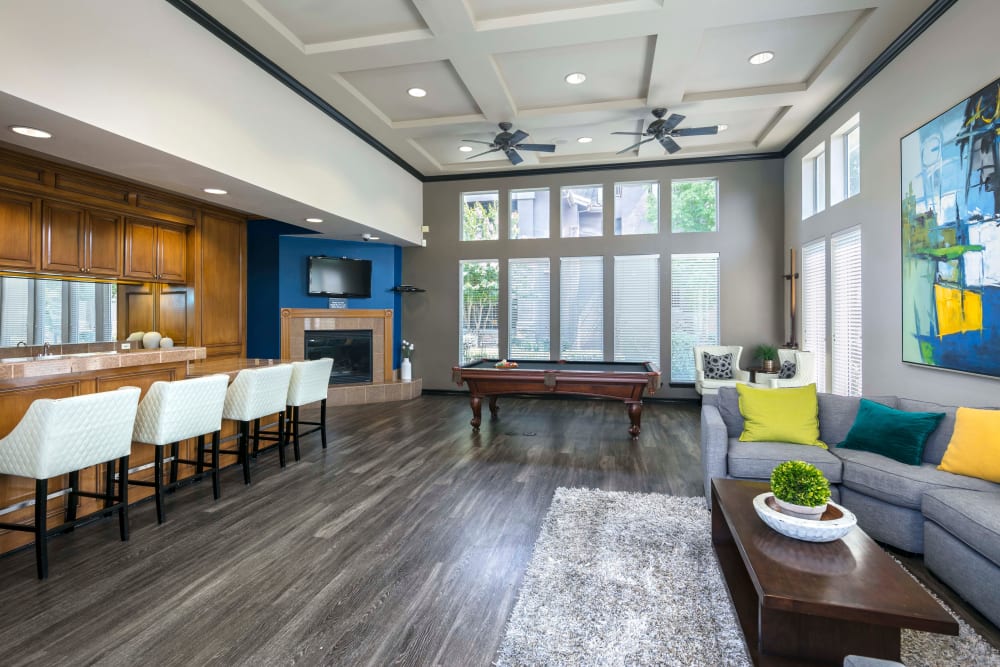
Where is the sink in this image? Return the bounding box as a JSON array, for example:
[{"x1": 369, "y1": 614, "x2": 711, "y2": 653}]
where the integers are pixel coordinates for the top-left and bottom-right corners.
[
  {"x1": 0, "y1": 356, "x2": 33, "y2": 363},
  {"x1": 35, "y1": 354, "x2": 63, "y2": 360}
]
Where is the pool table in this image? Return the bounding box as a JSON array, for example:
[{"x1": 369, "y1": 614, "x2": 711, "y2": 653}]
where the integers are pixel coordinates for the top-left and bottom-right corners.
[{"x1": 452, "y1": 359, "x2": 661, "y2": 438}]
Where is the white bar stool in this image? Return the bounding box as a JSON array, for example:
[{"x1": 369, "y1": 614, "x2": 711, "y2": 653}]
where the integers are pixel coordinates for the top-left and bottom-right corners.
[
  {"x1": 130, "y1": 374, "x2": 229, "y2": 523},
  {"x1": 284, "y1": 358, "x2": 333, "y2": 460},
  {"x1": 0, "y1": 387, "x2": 141, "y2": 579},
  {"x1": 221, "y1": 364, "x2": 293, "y2": 484}
]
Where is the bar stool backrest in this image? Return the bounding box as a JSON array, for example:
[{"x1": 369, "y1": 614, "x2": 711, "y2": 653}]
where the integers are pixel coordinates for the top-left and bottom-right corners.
[
  {"x1": 223, "y1": 364, "x2": 293, "y2": 422},
  {"x1": 287, "y1": 358, "x2": 333, "y2": 407},
  {"x1": 0, "y1": 387, "x2": 141, "y2": 479},
  {"x1": 133, "y1": 374, "x2": 230, "y2": 446}
]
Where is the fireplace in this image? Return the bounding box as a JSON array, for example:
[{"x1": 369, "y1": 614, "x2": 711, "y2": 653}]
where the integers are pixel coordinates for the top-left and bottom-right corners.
[{"x1": 305, "y1": 330, "x2": 372, "y2": 384}]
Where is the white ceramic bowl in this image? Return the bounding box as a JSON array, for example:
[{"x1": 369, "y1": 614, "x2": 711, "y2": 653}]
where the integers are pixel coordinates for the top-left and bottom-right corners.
[{"x1": 753, "y1": 492, "x2": 858, "y2": 543}]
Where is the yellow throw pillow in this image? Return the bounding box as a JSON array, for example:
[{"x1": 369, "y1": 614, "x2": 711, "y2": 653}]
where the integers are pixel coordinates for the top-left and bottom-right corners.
[
  {"x1": 937, "y1": 407, "x2": 1000, "y2": 483},
  {"x1": 737, "y1": 383, "x2": 826, "y2": 448}
]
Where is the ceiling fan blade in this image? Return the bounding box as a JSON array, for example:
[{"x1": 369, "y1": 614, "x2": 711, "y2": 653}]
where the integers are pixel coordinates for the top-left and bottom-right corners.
[
  {"x1": 659, "y1": 135, "x2": 682, "y2": 154},
  {"x1": 508, "y1": 129, "x2": 529, "y2": 145},
  {"x1": 611, "y1": 131, "x2": 646, "y2": 136},
  {"x1": 673, "y1": 126, "x2": 719, "y2": 136},
  {"x1": 515, "y1": 143, "x2": 556, "y2": 152},
  {"x1": 506, "y1": 149, "x2": 524, "y2": 165},
  {"x1": 466, "y1": 148, "x2": 500, "y2": 160},
  {"x1": 616, "y1": 137, "x2": 656, "y2": 154},
  {"x1": 661, "y1": 113, "x2": 685, "y2": 132},
  {"x1": 462, "y1": 139, "x2": 496, "y2": 145}
]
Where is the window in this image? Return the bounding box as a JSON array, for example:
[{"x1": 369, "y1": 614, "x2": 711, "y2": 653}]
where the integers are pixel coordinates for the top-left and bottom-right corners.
[
  {"x1": 831, "y1": 227, "x2": 862, "y2": 396},
  {"x1": 510, "y1": 188, "x2": 550, "y2": 239},
  {"x1": 614, "y1": 181, "x2": 658, "y2": 235},
  {"x1": 671, "y1": 178, "x2": 718, "y2": 232},
  {"x1": 614, "y1": 254, "x2": 659, "y2": 365},
  {"x1": 560, "y1": 185, "x2": 603, "y2": 237},
  {"x1": 670, "y1": 253, "x2": 720, "y2": 382},
  {"x1": 560, "y1": 256, "x2": 603, "y2": 361},
  {"x1": 0, "y1": 276, "x2": 117, "y2": 346},
  {"x1": 508, "y1": 258, "x2": 550, "y2": 359},
  {"x1": 461, "y1": 191, "x2": 499, "y2": 241},
  {"x1": 831, "y1": 114, "x2": 861, "y2": 205},
  {"x1": 801, "y1": 240, "x2": 827, "y2": 392},
  {"x1": 801, "y1": 143, "x2": 826, "y2": 219},
  {"x1": 459, "y1": 260, "x2": 499, "y2": 364}
]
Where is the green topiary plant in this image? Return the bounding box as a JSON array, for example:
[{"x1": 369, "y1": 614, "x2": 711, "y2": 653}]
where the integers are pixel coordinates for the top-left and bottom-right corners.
[
  {"x1": 755, "y1": 344, "x2": 778, "y2": 362},
  {"x1": 770, "y1": 460, "x2": 830, "y2": 508}
]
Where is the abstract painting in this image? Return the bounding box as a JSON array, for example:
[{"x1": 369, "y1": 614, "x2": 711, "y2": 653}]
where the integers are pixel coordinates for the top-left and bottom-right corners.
[{"x1": 901, "y1": 76, "x2": 1000, "y2": 378}]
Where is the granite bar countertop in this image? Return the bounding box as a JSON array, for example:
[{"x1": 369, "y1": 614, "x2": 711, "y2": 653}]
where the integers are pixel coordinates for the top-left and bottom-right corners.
[{"x1": 0, "y1": 347, "x2": 207, "y2": 380}]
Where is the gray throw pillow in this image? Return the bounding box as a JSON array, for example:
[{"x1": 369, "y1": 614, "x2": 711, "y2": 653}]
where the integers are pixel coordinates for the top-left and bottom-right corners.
[
  {"x1": 778, "y1": 360, "x2": 797, "y2": 379},
  {"x1": 702, "y1": 352, "x2": 734, "y2": 380}
]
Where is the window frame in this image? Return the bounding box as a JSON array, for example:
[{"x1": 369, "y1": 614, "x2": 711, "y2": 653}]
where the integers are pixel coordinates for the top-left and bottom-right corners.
[
  {"x1": 801, "y1": 142, "x2": 826, "y2": 220},
  {"x1": 830, "y1": 113, "x2": 861, "y2": 206},
  {"x1": 613, "y1": 254, "x2": 660, "y2": 365},
  {"x1": 613, "y1": 180, "x2": 660, "y2": 236},
  {"x1": 509, "y1": 187, "x2": 551, "y2": 240},
  {"x1": 669, "y1": 253, "x2": 720, "y2": 383},
  {"x1": 560, "y1": 184, "x2": 604, "y2": 238},
  {"x1": 507, "y1": 257, "x2": 551, "y2": 359},
  {"x1": 458, "y1": 259, "x2": 500, "y2": 365},
  {"x1": 670, "y1": 177, "x2": 719, "y2": 233},
  {"x1": 460, "y1": 190, "x2": 500, "y2": 242}
]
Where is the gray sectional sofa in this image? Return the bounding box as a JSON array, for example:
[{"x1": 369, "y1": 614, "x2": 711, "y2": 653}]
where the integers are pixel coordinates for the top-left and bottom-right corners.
[{"x1": 701, "y1": 387, "x2": 1000, "y2": 628}]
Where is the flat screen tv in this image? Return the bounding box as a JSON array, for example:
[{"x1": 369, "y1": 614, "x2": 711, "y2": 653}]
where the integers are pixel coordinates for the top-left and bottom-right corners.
[{"x1": 307, "y1": 256, "x2": 372, "y2": 298}]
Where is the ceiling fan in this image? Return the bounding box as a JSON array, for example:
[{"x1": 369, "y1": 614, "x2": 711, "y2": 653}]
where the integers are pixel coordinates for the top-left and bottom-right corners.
[
  {"x1": 612, "y1": 108, "x2": 719, "y2": 155},
  {"x1": 462, "y1": 122, "x2": 556, "y2": 165}
]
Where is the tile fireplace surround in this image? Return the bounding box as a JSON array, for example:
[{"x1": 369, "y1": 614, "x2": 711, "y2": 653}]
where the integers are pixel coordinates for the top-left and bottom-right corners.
[{"x1": 280, "y1": 308, "x2": 421, "y2": 405}]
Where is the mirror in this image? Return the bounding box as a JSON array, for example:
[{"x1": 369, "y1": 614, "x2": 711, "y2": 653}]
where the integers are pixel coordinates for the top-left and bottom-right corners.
[{"x1": 0, "y1": 276, "x2": 117, "y2": 347}]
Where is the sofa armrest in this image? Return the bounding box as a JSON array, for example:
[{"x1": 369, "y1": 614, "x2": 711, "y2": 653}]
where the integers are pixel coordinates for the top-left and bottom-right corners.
[
  {"x1": 701, "y1": 403, "x2": 729, "y2": 507},
  {"x1": 733, "y1": 368, "x2": 751, "y2": 382}
]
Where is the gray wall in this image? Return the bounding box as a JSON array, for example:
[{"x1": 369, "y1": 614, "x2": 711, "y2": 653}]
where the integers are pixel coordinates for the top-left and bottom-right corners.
[
  {"x1": 404, "y1": 159, "x2": 785, "y2": 397},
  {"x1": 782, "y1": 0, "x2": 1000, "y2": 405}
]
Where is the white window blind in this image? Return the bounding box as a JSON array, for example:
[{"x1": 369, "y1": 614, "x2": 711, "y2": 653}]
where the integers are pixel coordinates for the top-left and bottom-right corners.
[
  {"x1": 831, "y1": 227, "x2": 862, "y2": 396},
  {"x1": 670, "y1": 253, "x2": 719, "y2": 382},
  {"x1": 459, "y1": 260, "x2": 499, "y2": 364},
  {"x1": 509, "y1": 258, "x2": 550, "y2": 359},
  {"x1": 0, "y1": 277, "x2": 31, "y2": 346},
  {"x1": 614, "y1": 254, "x2": 660, "y2": 365},
  {"x1": 801, "y1": 239, "x2": 827, "y2": 392},
  {"x1": 560, "y1": 256, "x2": 603, "y2": 360},
  {"x1": 36, "y1": 279, "x2": 64, "y2": 344}
]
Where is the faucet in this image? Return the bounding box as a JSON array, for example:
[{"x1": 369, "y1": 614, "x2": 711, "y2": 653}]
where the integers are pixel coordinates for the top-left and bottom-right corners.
[
  {"x1": 16, "y1": 341, "x2": 25, "y2": 348},
  {"x1": 41, "y1": 342, "x2": 51, "y2": 357}
]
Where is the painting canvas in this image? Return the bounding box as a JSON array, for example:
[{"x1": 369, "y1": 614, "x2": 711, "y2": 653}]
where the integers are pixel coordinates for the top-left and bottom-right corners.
[{"x1": 901, "y1": 76, "x2": 1000, "y2": 378}]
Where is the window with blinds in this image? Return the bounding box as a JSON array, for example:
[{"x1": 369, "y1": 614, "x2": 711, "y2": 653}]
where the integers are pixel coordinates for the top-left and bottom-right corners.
[
  {"x1": 831, "y1": 227, "x2": 862, "y2": 396},
  {"x1": 614, "y1": 254, "x2": 660, "y2": 365},
  {"x1": 560, "y1": 256, "x2": 603, "y2": 360},
  {"x1": 670, "y1": 253, "x2": 719, "y2": 382},
  {"x1": 459, "y1": 260, "x2": 500, "y2": 364},
  {"x1": 509, "y1": 258, "x2": 550, "y2": 359},
  {"x1": 801, "y1": 239, "x2": 828, "y2": 392},
  {"x1": 0, "y1": 277, "x2": 117, "y2": 346}
]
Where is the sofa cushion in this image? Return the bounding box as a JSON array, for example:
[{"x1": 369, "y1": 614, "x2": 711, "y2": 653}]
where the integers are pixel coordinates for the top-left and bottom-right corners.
[
  {"x1": 923, "y1": 488, "x2": 1000, "y2": 569},
  {"x1": 736, "y1": 383, "x2": 825, "y2": 447},
  {"x1": 716, "y1": 386, "x2": 744, "y2": 437},
  {"x1": 728, "y1": 439, "x2": 843, "y2": 483},
  {"x1": 835, "y1": 448, "x2": 998, "y2": 509},
  {"x1": 837, "y1": 399, "x2": 945, "y2": 465},
  {"x1": 817, "y1": 394, "x2": 897, "y2": 446},
  {"x1": 897, "y1": 398, "x2": 957, "y2": 465}
]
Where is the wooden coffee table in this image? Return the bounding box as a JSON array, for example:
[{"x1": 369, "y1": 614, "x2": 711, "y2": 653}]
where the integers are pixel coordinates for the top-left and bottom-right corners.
[{"x1": 711, "y1": 479, "x2": 958, "y2": 666}]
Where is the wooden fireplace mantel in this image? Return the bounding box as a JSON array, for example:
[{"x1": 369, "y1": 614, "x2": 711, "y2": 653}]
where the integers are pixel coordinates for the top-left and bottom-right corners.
[{"x1": 280, "y1": 308, "x2": 394, "y2": 383}]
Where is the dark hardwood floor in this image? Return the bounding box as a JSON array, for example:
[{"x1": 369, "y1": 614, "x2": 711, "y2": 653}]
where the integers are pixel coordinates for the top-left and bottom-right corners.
[{"x1": 0, "y1": 395, "x2": 995, "y2": 665}]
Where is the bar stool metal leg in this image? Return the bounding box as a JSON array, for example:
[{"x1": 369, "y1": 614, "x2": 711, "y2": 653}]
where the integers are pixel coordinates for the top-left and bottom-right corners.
[
  {"x1": 169, "y1": 442, "x2": 179, "y2": 484},
  {"x1": 211, "y1": 430, "x2": 221, "y2": 499},
  {"x1": 104, "y1": 461, "x2": 115, "y2": 510},
  {"x1": 320, "y1": 398, "x2": 328, "y2": 449},
  {"x1": 291, "y1": 406, "x2": 301, "y2": 461},
  {"x1": 65, "y1": 470, "x2": 79, "y2": 523},
  {"x1": 118, "y1": 455, "x2": 130, "y2": 541},
  {"x1": 34, "y1": 479, "x2": 48, "y2": 580},
  {"x1": 239, "y1": 421, "x2": 252, "y2": 485},
  {"x1": 153, "y1": 446, "x2": 165, "y2": 524}
]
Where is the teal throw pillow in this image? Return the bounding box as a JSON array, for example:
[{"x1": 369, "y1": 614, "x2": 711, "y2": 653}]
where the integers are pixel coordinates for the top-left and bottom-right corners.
[{"x1": 837, "y1": 398, "x2": 945, "y2": 465}]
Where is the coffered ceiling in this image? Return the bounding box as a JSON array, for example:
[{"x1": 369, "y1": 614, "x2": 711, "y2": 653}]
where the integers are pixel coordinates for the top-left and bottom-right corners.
[{"x1": 187, "y1": 0, "x2": 933, "y2": 177}]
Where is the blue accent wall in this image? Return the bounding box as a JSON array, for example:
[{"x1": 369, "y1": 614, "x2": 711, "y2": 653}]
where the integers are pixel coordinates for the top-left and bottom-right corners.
[{"x1": 247, "y1": 221, "x2": 403, "y2": 366}]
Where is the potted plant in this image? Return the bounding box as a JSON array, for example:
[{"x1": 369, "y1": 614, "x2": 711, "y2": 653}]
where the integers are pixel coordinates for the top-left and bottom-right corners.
[
  {"x1": 770, "y1": 460, "x2": 830, "y2": 520},
  {"x1": 755, "y1": 344, "x2": 779, "y2": 372}
]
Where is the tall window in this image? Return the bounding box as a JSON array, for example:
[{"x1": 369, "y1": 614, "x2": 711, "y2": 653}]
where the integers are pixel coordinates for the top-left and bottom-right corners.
[
  {"x1": 459, "y1": 260, "x2": 499, "y2": 364},
  {"x1": 831, "y1": 114, "x2": 861, "y2": 205},
  {"x1": 670, "y1": 253, "x2": 719, "y2": 382},
  {"x1": 560, "y1": 185, "x2": 603, "y2": 237},
  {"x1": 614, "y1": 181, "x2": 658, "y2": 235},
  {"x1": 671, "y1": 178, "x2": 718, "y2": 232},
  {"x1": 614, "y1": 254, "x2": 660, "y2": 365},
  {"x1": 801, "y1": 240, "x2": 827, "y2": 392},
  {"x1": 0, "y1": 277, "x2": 117, "y2": 346},
  {"x1": 560, "y1": 256, "x2": 603, "y2": 361},
  {"x1": 802, "y1": 143, "x2": 826, "y2": 219},
  {"x1": 508, "y1": 258, "x2": 550, "y2": 359},
  {"x1": 510, "y1": 188, "x2": 550, "y2": 239},
  {"x1": 831, "y1": 227, "x2": 862, "y2": 396},
  {"x1": 461, "y1": 191, "x2": 499, "y2": 241}
]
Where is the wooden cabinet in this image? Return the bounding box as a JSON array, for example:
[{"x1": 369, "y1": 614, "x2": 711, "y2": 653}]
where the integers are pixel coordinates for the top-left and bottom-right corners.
[
  {"x1": 124, "y1": 218, "x2": 186, "y2": 283},
  {"x1": 122, "y1": 282, "x2": 189, "y2": 345},
  {"x1": 0, "y1": 189, "x2": 38, "y2": 270},
  {"x1": 41, "y1": 202, "x2": 122, "y2": 276},
  {"x1": 198, "y1": 213, "x2": 245, "y2": 357}
]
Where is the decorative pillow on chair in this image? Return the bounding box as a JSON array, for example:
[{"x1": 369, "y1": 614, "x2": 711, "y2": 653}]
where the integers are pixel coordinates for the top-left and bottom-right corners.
[
  {"x1": 702, "y1": 352, "x2": 734, "y2": 380},
  {"x1": 778, "y1": 361, "x2": 797, "y2": 379},
  {"x1": 736, "y1": 383, "x2": 826, "y2": 448},
  {"x1": 937, "y1": 407, "x2": 1000, "y2": 482},
  {"x1": 837, "y1": 399, "x2": 945, "y2": 465}
]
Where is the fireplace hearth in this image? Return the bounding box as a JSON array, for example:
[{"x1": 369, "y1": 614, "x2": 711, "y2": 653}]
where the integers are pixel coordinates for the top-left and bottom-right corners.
[{"x1": 305, "y1": 330, "x2": 372, "y2": 384}]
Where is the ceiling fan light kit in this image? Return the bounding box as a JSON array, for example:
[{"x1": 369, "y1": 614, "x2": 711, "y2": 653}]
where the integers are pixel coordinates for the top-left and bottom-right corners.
[
  {"x1": 462, "y1": 122, "x2": 557, "y2": 166},
  {"x1": 611, "y1": 107, "x2": 719, "y2": 155}
]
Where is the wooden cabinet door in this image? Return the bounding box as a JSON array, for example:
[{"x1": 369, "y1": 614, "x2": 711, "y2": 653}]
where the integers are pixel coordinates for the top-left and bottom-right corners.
[
  {"x1": 156, "y1": 224, "x2": 187, "y2": 283},
  {"x1": 124, "y1": 218, "x2": 157, "y2": 280},
  {"x1": 41, "y1": 201, "x2": 86, "y2": 273},
  {"x1": 0, "y1": 190, "x2": 37, "y2": 270},
  {"x1": 200, "y1": 213, "x2": 245, "y2": 354},
  {"x1": 86, "y1": 211, "x2": 122, "y2": 277}
]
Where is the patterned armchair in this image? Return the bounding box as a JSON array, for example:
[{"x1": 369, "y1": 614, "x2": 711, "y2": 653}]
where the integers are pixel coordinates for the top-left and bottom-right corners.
[{"x1": 693, "y1": 345, "x2": 750, "y2": 395}]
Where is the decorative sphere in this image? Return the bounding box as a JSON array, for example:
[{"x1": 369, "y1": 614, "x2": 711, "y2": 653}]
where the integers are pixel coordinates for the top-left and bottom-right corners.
[
  {"x1": 160, "y1": 337, "x2": 174, "y2": 349},
  {"x1": 142, "y1": 331, "x2": 162, "y2": 349}
]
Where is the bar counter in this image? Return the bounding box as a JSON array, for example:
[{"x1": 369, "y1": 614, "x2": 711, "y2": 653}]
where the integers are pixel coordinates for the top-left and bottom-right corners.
[{"x1": 186, "y1": 357, "x2": 284, "y2": 380}]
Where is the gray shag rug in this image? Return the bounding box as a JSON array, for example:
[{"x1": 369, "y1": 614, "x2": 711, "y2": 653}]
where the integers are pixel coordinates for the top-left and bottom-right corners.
[{"x1": 495, "y1": 488, "x2": 1000, "y2": 667}]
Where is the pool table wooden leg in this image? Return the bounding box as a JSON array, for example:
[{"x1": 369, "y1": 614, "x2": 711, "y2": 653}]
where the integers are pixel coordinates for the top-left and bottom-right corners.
[
  {"x1": 627, "y1": 402, "x2": 642, "y2": 439},
  {"x1": 470, "y1": 395, "x2": 482, "y2": 431},
  {"x1": 488, "y1": 396, "x2": 499, "y2": 420}
]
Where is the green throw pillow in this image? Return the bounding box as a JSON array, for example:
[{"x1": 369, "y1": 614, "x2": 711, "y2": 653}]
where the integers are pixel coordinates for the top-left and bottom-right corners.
[
  {"x1": 736, "y1": 383, "x2": 826, "y2": 448},
  {"x1": 837, "y1": 399, "x2": 945, "y2": 465}
]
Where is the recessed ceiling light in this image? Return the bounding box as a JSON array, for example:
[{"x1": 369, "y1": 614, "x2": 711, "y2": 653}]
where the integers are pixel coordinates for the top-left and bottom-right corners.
[
  {"x1": 577, "y1": 137, "x2": 593, "y2": 144},
  {"x1": 459, "y1": 145, "x2": 473, "y2": 152},
  {"x1": 203, "y1": 188, "x2": 228, "y2": 195},
  {"x1": 407, "y1": 87, "x2": 427, "y2": 98},
  {"x1": 10, "y1": 125, "x2": 52, "y2": 139},
  {"x1": 564, "y1": 72, "x2": 587, "y2": 85},
  {"x1": 717, "y1": 124, "x2": 729, "y2": 132},
  {"x1": 748, "y1": 51, "x2": 774, "y2": 65},
  {"x1": 305, "y1": 217, "x2": 323, "y2": 223}
]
